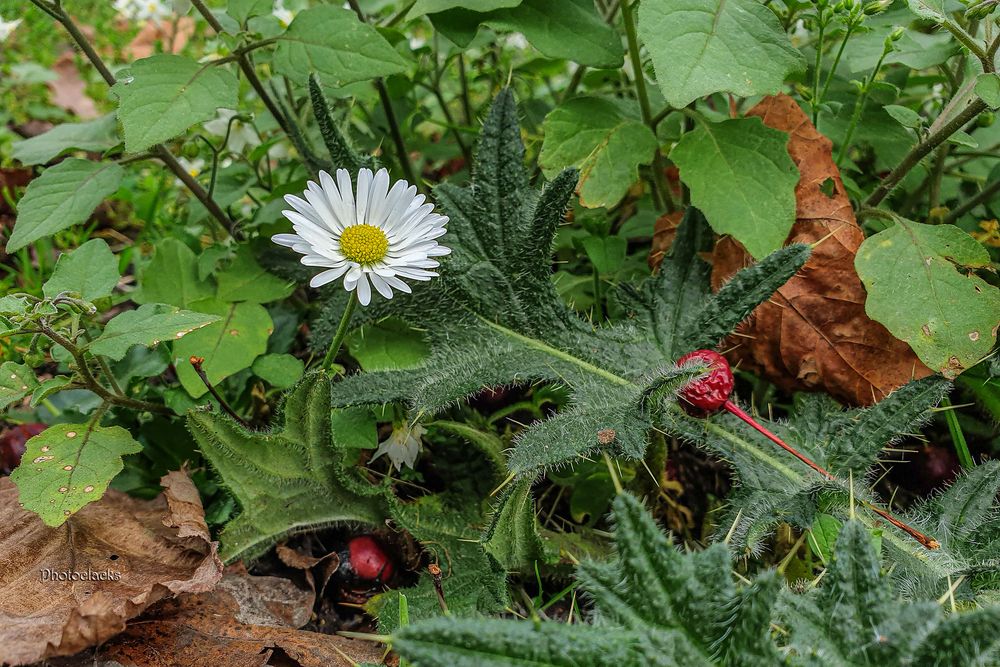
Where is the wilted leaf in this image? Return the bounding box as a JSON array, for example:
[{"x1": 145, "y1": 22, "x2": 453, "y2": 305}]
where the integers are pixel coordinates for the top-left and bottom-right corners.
[
  {"x1": 97, "y1": 573, "x2": 383, "y2": 666},
  {"x1": 710, "y1": 94, "x2": 931, "y2": 405},
  {"x1": 126, "y1": 16, "x2": 195, "y2": 60},
  {"x1": 0, "y1": 471, "x2": 222, "y2": 665},
  {"x1": 647, "y1": 210, "x2": 683, "y2": 270}
]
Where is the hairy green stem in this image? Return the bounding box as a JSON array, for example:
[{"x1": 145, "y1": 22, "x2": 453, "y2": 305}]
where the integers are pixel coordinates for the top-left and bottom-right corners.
[
  {"x1": 323, "y1": 292, "x2": 358, "y2": 373},
  {"x1": 812, "y1": 18, "x2": 826, "y2": 125},
  {"x1": 836, "y1": 49, "x2": 888, "y2": 166}
]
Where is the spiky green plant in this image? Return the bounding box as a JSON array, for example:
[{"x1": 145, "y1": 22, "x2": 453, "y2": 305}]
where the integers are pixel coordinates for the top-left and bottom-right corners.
[{"x1": 393, "y1": 494, "x2": 1000, "y2": 667}]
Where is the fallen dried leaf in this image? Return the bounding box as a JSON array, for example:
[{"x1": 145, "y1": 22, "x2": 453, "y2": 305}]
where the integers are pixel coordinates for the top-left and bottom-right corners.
[
  {"x1": 710, "y1": 94, "x2": 931, "y2": 405},
  {"x1": 96, "y1": 573, "x2": 385, "y2": 667},
  {"x1": 647, "y1": 210, "x2": 683, "y2": 270},
  {"x1": 47, "y1": 51, "x2": 99, "y2": 119},
  {"x1": 126, "y1": 17, "x2": 195, "y2": 60},
  {"x1": 0, "y1": 471, "x2": 222, "y2": 665}
]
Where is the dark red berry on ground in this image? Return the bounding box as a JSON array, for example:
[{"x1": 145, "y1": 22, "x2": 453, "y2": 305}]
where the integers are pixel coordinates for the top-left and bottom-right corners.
[
  {"x1": 676, "y1": 350, "x2": 734, "y2": 415},
  {"x1": 347, "y1": 536, "x2": 394, "y2": 583},
  {"x1": 0, "y1": 423, "x2": 45, "y2": 475}
]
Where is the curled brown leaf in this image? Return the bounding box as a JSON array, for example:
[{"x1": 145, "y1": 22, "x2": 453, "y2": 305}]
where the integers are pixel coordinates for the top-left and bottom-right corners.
[
  {"x1": 710, "y1": 94, "x2": 931, "y2": 405},
  {"x1": 0, "y1": 471, "x2": 222, "y2": 665}
]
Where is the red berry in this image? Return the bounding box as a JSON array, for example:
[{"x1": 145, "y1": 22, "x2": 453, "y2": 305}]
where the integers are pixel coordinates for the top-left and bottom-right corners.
[
  {"x1": 676, "y1": 350, "x2": 734, "y2": 415},
  {"x1": 347, "y1": 536, "x2": 394, "y2": 583},
  {"x1": 0, "y1": 423, "x2": 46, "y2": 475}
]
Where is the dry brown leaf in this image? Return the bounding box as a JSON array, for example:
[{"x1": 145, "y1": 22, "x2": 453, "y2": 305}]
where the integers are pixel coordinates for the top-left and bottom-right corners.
[
  {"x1": 0, "y1": 471, "x2": 223, "y2": 665},
  {"x1": 96, "y1": 573, "x2": 385, "y2": 667},
  {"x1": 126, "y1": 17, "x2": 196, "y2": 60},
  {"x1": 710, "y1": 94, "x2": 931, "y2": 406},
  {"x1": 647, "y1": 210, "x2": 683, "y2": 270},
  {"x1": 47, "y1": 51, "x2": 99, "y2": 119}
]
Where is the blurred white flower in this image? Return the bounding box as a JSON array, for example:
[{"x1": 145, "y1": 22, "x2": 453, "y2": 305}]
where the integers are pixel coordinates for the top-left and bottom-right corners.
[
  {"x1": 0, "y1": 15, "x2": 21, "y2": 41},
  {"x1": 273, "y1": 0, "x2": 295, "y2": 27},
  {"x1": 371, "y1": 423, "x2": 426, "y2": 471},
  {"x1": 272, "y1": 168, "x2": 450, "y2": 306},
  {"x1": 115, "y1": 0, "x2": 172, "y2": 23},
  {"x1": 204, "y1": 109, "x2": 259, "y2": 154},
  {"x1": 505, "y1": 32, "x2": 529, "y2": 50},
  {"x1": 176, "y1": 157, "x2": 205, "y2": 184}
]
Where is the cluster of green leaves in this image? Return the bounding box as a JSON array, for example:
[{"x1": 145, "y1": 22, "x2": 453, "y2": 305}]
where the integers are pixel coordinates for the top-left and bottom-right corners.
[
  {"x1": 0, "y1": 238, "x2": 218, "y2": 525},
  {"x1": 394, "y1": 493, "x2": 1000, "y2": 666}
]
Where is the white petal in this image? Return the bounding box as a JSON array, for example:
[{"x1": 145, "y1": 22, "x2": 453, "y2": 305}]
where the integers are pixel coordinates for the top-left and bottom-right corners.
[
  {"x1": 310, "y1": 265, "x2": 350, "y2": 288},
  {"x1": 336, "y1": 169, "x2": 356, "y2": 218},
  {"x1": 355, "y1": 168, "x2": 373, "y2": 225},
  {"x1": 355, "y1": 273, "x2": 372, "y2": 305},
  {"x1": 272, "y1": 233, "x2": 303, "y2": 248},
  {"x1": 381, "y1": 274, "x2": 412, "y2": 293},
  {"x1": 366, "y1": 168, "x2": 391, "y2": 228},
  {"x1": 369, "y1": 272, "x2": 394, "y2": 299}
]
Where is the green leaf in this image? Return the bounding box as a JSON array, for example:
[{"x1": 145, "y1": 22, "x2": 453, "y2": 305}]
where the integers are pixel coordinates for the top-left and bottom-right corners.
[
  {"x1": 883, "y1": 104, "x2": 923, "y2": 129},
  {"x1": 251, "y1": 353, "x2": 304, "y2": 389},
  {"x1": 581, "y1": 235, "x2": 627, "y2": 275},
  {"x1": 638, "y1": 0, "x2": 804, "y2": 108},
  {"x1": 43, "y1": 239, "x2": 119, "y2": 301},
  {"x1": 187, "y1": 372, "x2": 390, "y2": 562},
  {"x1": 272, "y1": 6, "x2": 408, "y2": 86},
  {"x1": 30, "y1": 376, "x2": 73, "y2": 407},
  {"x1": 481, "y1": 478, "x2": 552, "y2": 571},
  {"x1": 215, "y1": 246, "x2": 294, "y2": 304},
  {"x1": 10, "y1": 423, "x2": 142, "y2": 526},
  {"x1": 808, "y1": 513, "x2": 842, "y2": 563},
  {"x1": 855, "y1": 217, "x2": 1000, "y2": 377},
  {"x1": 137, "y1": 238, "x2": 214, "y2": 308},
  {"x1": 331, "y1": 407, "x2": 378, "y2": 449},
  {"x1": 347, "y1": 318, "x2": 431, "y2": 371},
  {"x1": 670, "y1": 117, "x2": 799, "y2": 259},
  {"x1": 409, "y1": 0, "x2": 521, "y2": 16},
  {"x1": 87, "y1": 304, "x2": 220, "y2": 361},
  {"x1": 7, "y1": 159, "x2": 123, "y2": 252},
  {"x1": 11, "y1": 114, "x2": 119, "y2": 166},
  {"x1": 111, "y1": 54, "x2": 239, "y2": 153},
  {"x1": 432, "y1": 0, "x2": 624, "y2": 68},
  {"x1": 539, "y1": 97, "x2": 657, "y2": 208},
  {"x1": 0, "y1": 362, "x2": 38, "y2": 411},
  {"x1": 228, "y1": 0, "x2": 271, "y2": 22},
  {"x1": 173, "y1": 299, "x2": 273, "y2": 397},
  {"x1": 976, "y1": 73, "x2": 1000, "y2": 109}
]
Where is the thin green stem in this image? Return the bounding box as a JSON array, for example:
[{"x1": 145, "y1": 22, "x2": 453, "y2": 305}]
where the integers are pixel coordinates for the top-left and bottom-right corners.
[
  {"x1": 812, "y1": 18, "x2": 826, "y2": 125},
  {"x1": 837, "y1": 49, "x2": 889, "y2": 166},
  {"x1": 819, "y1": 23, "x2": 855, "y2": 107},
  {"x1": 323, "y1": 292, "x2": 358, "y2": 373},
  {"x1": 944, "y1": 175, "x2": 1000, "y2": 223},
  {"x1": 620, "y1": 0, "x2": 675, "y2": 213},
  {"x1": 941, "y1": 397, "x2": 975, "y2": 469}
]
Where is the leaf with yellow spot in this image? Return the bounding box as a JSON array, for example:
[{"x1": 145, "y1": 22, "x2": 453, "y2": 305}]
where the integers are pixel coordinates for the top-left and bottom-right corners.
[
  {"x1": 0, "y1": 362, "x2": 38, "y2": 411},
  {"x1": 856, "y1": 217, "x2": 1000, "y2": 377},
  {"x1": 10, "y1": 423, "x2": 142, "y2": 526},
  {"x1": 86, "y1": 304, "x2": 220, "y2": 361},
  {"x1": 173, "y1": 298, "x2": 272, "y2": 398}
]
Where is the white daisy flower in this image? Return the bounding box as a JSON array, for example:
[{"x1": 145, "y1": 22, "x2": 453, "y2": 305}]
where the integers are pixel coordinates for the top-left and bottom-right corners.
[
  {"x1": 0, "y1": 15, "x2": 21, "y2": 41},
  {"x1": 272, "y1": 168, "x2": 450, "y2": 306},
  {"x1": 371, "y1": 423, "x2": 426, "y2": 471}
]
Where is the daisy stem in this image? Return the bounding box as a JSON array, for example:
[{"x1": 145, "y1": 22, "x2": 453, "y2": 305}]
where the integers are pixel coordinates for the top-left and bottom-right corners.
[{"x1": 323, "y1": 292, "x2": 358, "y2": 373}]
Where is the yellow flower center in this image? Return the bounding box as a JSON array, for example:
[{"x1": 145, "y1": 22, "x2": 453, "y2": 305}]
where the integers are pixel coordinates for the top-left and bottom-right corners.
[{"x1": 339, "y1": 224, "x2": 389, "y2": 265}]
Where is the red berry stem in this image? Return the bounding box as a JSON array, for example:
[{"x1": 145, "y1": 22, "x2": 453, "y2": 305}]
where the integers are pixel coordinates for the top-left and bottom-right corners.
[
  {"x1": 723, "y1": 401, "x2": 833, "y2": 480},
  {"x1": 721, "y1": 399, "x2": 940, "y2": 550}
]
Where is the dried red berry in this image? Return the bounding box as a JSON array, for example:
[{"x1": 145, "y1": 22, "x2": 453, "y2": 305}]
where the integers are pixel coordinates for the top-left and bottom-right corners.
[
  {"x1": 347, "y1": 536, "x2": 394, "y2": 583},
  {"x1": 676, "y1": 350, "x2": 734, "y2": 415},
  {"x1": 0, "y1": 423, "x2": 45, "y2": 475}
]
